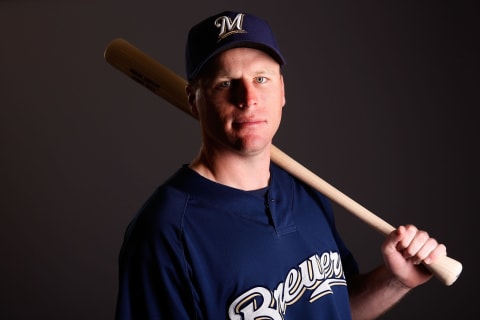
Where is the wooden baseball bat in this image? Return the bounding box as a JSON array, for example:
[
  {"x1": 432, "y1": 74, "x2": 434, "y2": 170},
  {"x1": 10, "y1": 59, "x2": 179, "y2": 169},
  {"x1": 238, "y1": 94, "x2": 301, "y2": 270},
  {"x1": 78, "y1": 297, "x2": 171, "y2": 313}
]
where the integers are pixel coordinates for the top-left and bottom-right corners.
[{"x1": 104, "y1": 38, "x2": 462, "y2": 286}]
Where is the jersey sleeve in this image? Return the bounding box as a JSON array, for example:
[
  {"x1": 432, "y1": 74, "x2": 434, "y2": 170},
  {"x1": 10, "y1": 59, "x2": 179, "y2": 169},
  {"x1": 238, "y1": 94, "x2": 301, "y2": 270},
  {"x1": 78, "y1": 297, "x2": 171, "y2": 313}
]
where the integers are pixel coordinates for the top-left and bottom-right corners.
[
  {"x1": 115, "y1": 188, "x2": 197, "y2": 319},
  {"x1": 315, "y1": 190, "x2": 360, "y2": 278}
]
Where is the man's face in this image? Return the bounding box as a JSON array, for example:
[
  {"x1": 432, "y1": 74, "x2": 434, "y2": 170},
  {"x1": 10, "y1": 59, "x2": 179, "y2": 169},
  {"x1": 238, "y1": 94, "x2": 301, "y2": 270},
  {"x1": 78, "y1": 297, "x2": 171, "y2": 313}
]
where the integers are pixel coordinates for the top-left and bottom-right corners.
[{"x1": 189, "y1": 47, "x2": 286, "y2": 157}]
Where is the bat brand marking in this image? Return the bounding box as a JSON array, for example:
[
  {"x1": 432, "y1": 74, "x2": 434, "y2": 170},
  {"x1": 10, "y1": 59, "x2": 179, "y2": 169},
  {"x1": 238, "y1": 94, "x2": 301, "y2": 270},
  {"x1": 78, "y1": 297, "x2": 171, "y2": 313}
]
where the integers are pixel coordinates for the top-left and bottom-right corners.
[{"x1": 129, "y1": 68, "x2": 160, "y2": 93}]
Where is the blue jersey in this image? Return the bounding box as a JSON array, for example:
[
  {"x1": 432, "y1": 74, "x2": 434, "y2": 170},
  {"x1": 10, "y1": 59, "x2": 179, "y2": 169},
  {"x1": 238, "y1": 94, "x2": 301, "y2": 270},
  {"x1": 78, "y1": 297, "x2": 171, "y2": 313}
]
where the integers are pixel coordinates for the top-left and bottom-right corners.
[{"x1": 115, "y1": 163, "x2": 359, "y2": 319}]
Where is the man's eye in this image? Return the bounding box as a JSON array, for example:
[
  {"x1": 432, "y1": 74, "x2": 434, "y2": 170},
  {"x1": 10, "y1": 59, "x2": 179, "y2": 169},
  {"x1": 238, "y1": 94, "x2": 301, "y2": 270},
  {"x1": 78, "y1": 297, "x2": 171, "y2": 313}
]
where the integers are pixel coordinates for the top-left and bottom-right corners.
[
  {"x1": 255, "y1": 76, "x2": 267, "y2": 84},
  {"x1": 218, "y1": 81, "x2": 231, "y2": 88}
]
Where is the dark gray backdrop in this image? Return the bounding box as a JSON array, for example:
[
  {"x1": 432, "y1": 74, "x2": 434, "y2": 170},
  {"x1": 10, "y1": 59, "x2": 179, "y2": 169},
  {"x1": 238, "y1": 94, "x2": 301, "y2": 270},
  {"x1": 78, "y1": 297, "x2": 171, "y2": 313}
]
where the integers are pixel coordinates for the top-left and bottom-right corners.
[{"x1": 1, "y1": 1, "x2": 477, "y2": 319}]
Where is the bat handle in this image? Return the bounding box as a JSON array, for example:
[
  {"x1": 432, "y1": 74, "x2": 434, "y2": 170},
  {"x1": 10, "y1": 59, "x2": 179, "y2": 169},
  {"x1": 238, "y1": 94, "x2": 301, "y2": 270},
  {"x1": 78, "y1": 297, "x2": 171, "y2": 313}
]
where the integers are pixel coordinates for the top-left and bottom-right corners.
[
  {"x1": 270, "y1": 145, "x2": 463, "y2": 286},
  {"x1": 424, "y1": 255, "x2": 462, "y2": 286}
]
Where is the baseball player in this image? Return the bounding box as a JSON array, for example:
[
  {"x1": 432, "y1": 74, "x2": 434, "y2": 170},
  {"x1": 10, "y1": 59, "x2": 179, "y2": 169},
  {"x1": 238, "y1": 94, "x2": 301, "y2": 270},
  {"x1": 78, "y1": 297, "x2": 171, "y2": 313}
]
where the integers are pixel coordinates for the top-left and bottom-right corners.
[{"x1": 115, "y1": 11, "x2": 447, "y2": 319}]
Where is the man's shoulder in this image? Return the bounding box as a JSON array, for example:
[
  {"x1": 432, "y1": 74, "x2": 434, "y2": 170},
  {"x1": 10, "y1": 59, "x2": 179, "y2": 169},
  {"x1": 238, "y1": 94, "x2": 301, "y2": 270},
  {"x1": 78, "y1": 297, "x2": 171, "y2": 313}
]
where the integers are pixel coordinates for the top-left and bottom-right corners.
[{"x1": 129, "y1": 166, "x2": 194, "y2": 229}]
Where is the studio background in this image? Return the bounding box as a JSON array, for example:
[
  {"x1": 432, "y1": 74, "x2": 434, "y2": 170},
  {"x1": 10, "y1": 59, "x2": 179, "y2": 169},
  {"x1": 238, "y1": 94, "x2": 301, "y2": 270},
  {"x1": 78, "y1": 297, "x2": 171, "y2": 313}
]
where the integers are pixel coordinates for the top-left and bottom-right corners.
[{"x1": 1, "y1": 1, "x2": 477, "y2": 319}]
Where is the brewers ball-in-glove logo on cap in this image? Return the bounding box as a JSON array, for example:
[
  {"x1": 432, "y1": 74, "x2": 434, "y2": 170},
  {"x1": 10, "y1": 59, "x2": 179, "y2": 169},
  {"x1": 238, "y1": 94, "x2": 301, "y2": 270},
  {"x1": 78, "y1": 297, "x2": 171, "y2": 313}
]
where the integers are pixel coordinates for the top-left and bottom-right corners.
[{"x1": 185, "y1": 11, "x2": 286, "y2": 81}]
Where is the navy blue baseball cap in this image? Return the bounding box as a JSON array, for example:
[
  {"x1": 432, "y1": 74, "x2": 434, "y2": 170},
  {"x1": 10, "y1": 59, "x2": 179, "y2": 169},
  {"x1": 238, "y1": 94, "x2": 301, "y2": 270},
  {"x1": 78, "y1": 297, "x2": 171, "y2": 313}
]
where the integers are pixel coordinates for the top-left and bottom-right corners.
[{"x1": 185, "y1": 11, "x2": 286, "y2": 81}]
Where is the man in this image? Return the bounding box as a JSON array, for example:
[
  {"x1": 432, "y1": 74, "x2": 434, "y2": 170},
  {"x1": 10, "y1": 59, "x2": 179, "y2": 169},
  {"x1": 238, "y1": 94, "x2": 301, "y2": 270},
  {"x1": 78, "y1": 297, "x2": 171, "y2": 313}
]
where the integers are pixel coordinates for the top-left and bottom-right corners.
[{"x1": 115, "y1": 11, "x2": 446, "y2": 319}]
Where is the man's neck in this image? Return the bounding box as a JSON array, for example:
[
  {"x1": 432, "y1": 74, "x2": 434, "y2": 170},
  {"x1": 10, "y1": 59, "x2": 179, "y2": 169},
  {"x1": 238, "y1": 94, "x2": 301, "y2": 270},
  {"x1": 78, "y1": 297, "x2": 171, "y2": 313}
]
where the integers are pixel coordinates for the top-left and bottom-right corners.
[{"x1": 188, "y1": 147, "x2": 271, "y2": 191}]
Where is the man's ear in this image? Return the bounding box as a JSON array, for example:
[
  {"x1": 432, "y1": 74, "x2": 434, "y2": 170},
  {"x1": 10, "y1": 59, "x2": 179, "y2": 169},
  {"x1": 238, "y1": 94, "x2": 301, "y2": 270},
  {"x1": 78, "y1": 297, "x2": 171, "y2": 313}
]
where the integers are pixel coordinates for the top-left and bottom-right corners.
[
  {"x1": 280, "y1": 74, "x2": 286, "y2": 108},
  {"x1": 186, "y1": 84, "x2": 199, "y2": 119}
]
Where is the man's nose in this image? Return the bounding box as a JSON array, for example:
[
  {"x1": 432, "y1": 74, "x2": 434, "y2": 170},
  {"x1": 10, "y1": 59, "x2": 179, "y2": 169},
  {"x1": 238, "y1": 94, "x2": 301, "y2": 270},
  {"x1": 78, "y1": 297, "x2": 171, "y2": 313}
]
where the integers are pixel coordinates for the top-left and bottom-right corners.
[{"x1": 235, "y1": 80, "x2": 258, "y2": 108}]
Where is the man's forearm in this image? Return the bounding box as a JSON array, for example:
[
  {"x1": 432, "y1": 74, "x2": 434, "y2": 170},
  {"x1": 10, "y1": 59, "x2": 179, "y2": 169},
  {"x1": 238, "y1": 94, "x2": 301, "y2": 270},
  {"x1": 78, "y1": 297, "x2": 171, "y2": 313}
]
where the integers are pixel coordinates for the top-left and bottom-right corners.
[{"x1": 348, "y1": 265, "x2": 412, "y2": 320}]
